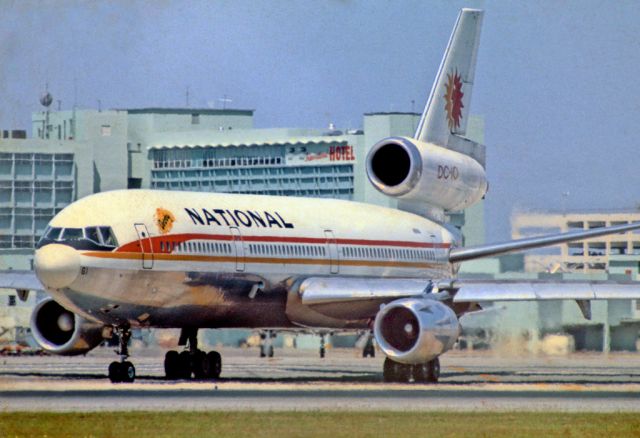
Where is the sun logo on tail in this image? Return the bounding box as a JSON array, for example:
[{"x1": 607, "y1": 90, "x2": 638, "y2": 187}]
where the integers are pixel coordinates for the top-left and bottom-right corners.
[{"x1": 444, "y1": 69, "x2": 464, "y2": 130}]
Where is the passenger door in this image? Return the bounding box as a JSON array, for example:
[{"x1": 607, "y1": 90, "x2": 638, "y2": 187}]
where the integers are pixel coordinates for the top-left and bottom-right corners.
[
  {"x1": 229, "y1": 227, "x2": 245, "y2": 272},
  {"x1": 324, "y1": 230, "x2": 339, "y2": 274},
  {"x1": 134, "y1": 223, "x2": 153, "y2": 269}
]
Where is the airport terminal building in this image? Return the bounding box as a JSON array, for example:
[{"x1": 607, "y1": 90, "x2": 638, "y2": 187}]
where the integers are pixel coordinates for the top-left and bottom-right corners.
[
  {"x1": 2, "y1": 105, "x2": 640, "y2": 353},
  {"x1": 512, "y1": 209, "x2": 640, "y2": 274},
  {"x1": 0, "y1": 106, "x2": 485, "y2": 269}
]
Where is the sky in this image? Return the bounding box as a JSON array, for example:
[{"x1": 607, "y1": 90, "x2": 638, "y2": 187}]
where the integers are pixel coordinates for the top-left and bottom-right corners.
[{"x1": 2, "y1": 0, "x2": 640, "y2": 242}]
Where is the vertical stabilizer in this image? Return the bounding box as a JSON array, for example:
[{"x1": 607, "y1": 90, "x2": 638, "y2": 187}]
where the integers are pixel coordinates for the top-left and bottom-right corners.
[{"x1": 414, "y1": 9, "x2": 483, "y2": 147}]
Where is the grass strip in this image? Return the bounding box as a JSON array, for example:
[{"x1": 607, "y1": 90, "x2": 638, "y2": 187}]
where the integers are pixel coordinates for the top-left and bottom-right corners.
[{"x1": 1, "y1": 411, "x2": 640, "y2": 438}]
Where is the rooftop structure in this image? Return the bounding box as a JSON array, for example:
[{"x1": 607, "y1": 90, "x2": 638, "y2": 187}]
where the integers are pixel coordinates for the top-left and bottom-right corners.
[
  {"x1": 0, "y1": 107, "x2": 486, "y2": 270},
  {"x1": 512, "y1": 210, "x2": 640, "y2": 274}
]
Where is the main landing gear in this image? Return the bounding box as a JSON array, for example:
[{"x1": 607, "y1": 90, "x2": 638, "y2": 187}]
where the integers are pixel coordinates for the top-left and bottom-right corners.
[
  {"x1": 259, "y1": 330, "x2": 275, "y2": 358},
  {"x1": 362, "y1": 332, "x2": 375, "y2": 358},
  {"x1": 108, "y1": 326, "x2": 136, "y2": 383},
  {"x1": 382, "y1": 357, "x2": 440, "y2": 384},
  {"x1": 164, "y1": 328, "x2": 221, "y2": 380}
]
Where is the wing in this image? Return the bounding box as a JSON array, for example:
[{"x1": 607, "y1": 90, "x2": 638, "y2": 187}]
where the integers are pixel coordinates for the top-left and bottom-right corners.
[
  {"x1": 297, "y1": 276, "x2": 640, "y2": 321},
  {"x1": 447, "y1": 278, "x2": 640, "y2": 319},
  {"x1": 0, "y1": 270, "x2": 44, "y2": 301},
  {"x1": 449, "y1": 279, "x2": 640, "y2": 302},
  {"x1": 449, "y1": 221, "x2": 640, "y2": 262}
]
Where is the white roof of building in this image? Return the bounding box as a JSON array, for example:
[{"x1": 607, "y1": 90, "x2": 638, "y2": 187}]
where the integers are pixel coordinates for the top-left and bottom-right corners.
[{"x1": 148, "y1": 136, "x2": 350, "y2": 150}]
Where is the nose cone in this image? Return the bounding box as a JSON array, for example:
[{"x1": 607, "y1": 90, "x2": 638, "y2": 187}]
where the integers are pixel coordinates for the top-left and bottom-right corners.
[{"x1": 35, "y1": 244, "x2": 81, "y2": 289}]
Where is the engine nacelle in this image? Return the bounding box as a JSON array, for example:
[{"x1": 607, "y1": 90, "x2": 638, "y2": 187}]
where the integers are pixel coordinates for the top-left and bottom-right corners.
[
  {"x1": 366, "y1": 136, "x2": 488, "y2": 211},
  {"x1": 31, "y1": 298, "x2": 105, "y2": 356},
  {"x1": 373, "y1": 298, "x2": 460, "y2": 364}
]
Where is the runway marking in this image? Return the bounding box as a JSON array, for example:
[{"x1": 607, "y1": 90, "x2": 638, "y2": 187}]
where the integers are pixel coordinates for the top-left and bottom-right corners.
[
  {"x1": 479, "y1": 374, "x2": 501, "y2": 383},
  {"x1": 449, "y1": 366, "x2": 467, "y2": 372}
]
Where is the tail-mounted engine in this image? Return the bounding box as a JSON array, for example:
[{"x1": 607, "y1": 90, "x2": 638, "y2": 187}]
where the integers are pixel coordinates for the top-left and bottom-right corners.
[
  {"x1": 31, "y1": 298, "x2": 105, "y2": 356},
  {"x1": 373, "y1": 298, "x2": 460, "y2": 364},
  {"x1": 366, "y1": 136, "x2": 487, "y2": 211}
]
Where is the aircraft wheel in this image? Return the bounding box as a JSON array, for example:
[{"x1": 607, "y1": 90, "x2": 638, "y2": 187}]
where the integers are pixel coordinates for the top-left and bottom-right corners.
[
  {"x1": 427, "y1": 358, "x2": 440, "y2": 383},
  {"x1": 192, "y1": 350, "x2": 206, "y2": 379},
  {"x1": 383, "y1": 358, "x2": 412, "y2": 383},
  {"x1": 164, "y1": 350, "x2": 180, "y2": 379},
  {"x1": 383, "y1": 357, "x2": 396, "y2": 382},
  {"x1": 178, "y1": 351, "x2": 192, "y2": 379},
  {"x1": 108, "y1": 361, "x2": 122, "y2": 383},
  {"x1": 363, "y1": 344, "x2": 375, "y2": 358},
  {"x1": 121, "y1": 361, "x2": 136, "y2": 383},
  {"x1": 413, "y1": 363, "x2": 429, "y2": 383},
  {"x1": 203, "y1": 351, "x2": 222, "y2": 379},
  {"x1": 268, "y1": 345, "x2": 274, "y2": 358},
  {"x1": 396, "y1": 363, "x2": 411, "y2": 383},
  {"x1": 319, "y1": 346, "x2": 325, "y2": 358}
]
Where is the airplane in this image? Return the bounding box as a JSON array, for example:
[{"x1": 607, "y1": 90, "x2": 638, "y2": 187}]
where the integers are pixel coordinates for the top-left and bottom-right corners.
[{"x1": 3, "y1": 8, "x2": 640, "y2": 384}]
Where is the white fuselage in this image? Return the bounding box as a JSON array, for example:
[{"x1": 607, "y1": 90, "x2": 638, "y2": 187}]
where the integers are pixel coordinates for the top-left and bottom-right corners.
[{"x1": 35, "y1": 190, "x2": 457, "y2": 329}]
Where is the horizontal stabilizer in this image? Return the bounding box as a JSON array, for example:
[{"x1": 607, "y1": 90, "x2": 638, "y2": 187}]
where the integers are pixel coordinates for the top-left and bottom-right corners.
[{"x1": 449, "y1": 221, "x2": 640, "y2": 263}]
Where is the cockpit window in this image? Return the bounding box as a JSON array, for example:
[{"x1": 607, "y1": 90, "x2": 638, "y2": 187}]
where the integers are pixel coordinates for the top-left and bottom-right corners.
[
  {"x1": 85, "y1": 227, "x2": 101, "y2": 244},
  {"x1": 99, "y1": 227, "x2": 117, "y2": 247},
  {"x1": 44, "y1": 227, "x2": 63, "y2": 241},
  {"x1": 61, "y1": 228, "x2": 83, "y2": 240},
  {"x1": 36, "y1": 225, "x2": 118, "y2": 251}
]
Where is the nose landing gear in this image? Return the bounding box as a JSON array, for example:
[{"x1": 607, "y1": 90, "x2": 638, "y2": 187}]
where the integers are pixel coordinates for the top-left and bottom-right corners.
[{"x1": 108, "y1": 326, "x2": 136, "y2": 383}]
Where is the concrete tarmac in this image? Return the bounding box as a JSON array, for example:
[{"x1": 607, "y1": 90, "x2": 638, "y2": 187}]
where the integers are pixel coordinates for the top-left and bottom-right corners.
[{"x1": 1, "y1": 347, "x2": 640, "y2": 412}]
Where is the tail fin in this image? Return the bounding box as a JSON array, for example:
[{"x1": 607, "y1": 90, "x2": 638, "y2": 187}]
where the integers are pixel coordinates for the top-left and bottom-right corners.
[{"x1": 414, "y1": 9, "x2": 483, "y2": 147}]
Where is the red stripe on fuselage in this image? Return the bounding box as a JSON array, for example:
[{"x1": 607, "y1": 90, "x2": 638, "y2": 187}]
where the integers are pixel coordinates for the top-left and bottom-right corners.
[{"x1": 116, "y1": 232, "x2": 451, "y2": 254}]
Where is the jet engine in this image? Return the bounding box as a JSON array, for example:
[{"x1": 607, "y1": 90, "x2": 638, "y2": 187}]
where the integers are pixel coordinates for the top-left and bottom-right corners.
[
  {"x1": 31, "y1": 298, "x2": 105, "y2": 355},
  {"x1": 366, "y1": 136, "x2": 487, "y2": 211},
  {"x1": 373, "y1": 298, "x2": 460, "y2": 364}
]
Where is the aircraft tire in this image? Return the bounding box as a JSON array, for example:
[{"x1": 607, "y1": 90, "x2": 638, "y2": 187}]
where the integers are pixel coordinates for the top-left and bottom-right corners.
[
  {"x1": 204, "y1": 351, "x2": 222, "y2": 379},
  {"x1": 363, "y1": 344, "x2": 375, "y2": 358},
  {"x1": 178, "y1": 351, "x2": 192, "y2": 379},
  {"x1": 427, "y1": 358, "x2": 440, "y2": 383},
  {"x1": 396, "y1": 363, "x2": 411, "y2": 383},
  {"x1": 413, "y1": 363, "x2": 429, "y2": 383},
  {"x1": 164, "y1": 350, "x2": 180, "y2": 379},
  {"x1": 192, "y1": 350, "x2": 206, "y2": 379},
  {"x1": 121, "y1": 361, "x2": 136, "y2": 383},
  {"x1": 108, "y1": 361, "x2": 121, "y2": 383},
  {"x1": 383, "y1": 357, "x2": 396, "y2": 382},
  {"x1": 383, "y1": 358, "x2": 413, "y2": 383}
]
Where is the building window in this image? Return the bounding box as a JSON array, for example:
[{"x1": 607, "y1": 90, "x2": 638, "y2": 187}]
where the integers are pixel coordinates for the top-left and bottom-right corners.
[
  {"x1": 8, "y1": 295, "x2": 16, "y2": 306},
  {"x1": 101, "y1": 125, "x2": 112, "y2": 136}
]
